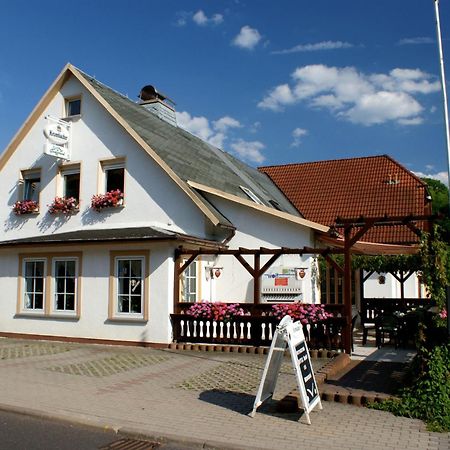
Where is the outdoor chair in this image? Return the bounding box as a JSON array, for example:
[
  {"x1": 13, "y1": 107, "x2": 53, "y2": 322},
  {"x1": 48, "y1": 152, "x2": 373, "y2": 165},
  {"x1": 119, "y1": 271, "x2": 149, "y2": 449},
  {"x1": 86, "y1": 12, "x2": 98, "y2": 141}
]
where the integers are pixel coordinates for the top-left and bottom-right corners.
[
  {"x1": 359, "y1": 308, "x2": 377, "y2": 345},
  {"x1": 377, "y1": 314, "x2": 400, "y2": 348}
]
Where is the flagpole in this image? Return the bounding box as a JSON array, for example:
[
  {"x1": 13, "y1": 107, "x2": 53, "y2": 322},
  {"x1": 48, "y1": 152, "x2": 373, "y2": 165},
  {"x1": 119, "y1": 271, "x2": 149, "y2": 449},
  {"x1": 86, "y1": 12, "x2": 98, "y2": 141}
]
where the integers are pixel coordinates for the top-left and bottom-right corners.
[{"x1": 433, "y1": 0, "x2": 450, "y2": 210}]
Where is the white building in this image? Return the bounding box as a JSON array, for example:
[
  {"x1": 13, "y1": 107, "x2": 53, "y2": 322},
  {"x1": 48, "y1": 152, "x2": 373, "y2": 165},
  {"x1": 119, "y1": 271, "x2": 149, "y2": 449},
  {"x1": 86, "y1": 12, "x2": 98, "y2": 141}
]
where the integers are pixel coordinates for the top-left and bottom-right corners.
[{"x1": 0, "y1": 64, "x2": 328, "y2": 345}]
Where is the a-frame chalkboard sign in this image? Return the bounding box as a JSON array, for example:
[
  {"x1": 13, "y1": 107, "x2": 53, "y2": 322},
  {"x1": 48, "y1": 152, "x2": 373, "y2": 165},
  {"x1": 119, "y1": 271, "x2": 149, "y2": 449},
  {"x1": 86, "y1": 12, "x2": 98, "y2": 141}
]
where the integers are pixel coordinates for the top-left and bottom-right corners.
[{"x1": 250, "y1": 315, "x2": 322, "y2": 424}]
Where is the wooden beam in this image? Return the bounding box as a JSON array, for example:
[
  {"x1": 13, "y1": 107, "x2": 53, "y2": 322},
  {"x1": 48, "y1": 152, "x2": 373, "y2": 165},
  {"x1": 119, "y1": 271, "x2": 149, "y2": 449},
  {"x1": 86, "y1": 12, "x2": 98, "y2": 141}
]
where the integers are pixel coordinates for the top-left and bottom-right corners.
[
  {"x1": 347, "y1": 219, "x2": 376, "y2": 248},
  {"x1": 324, "y1": 254, "x2": 344, "y2": 276},
  {"x1": 234, "y1": 254, "x2": 255, "y2": 276},
  {"x1": 259, "y1": 252, "x2": 283, "y2": 276},
  {"x1": 254, "y1": 253, "x2": 261, "y2": 305},
  {"x1": 362, "y1": 270, "x2": 375, "y2": 282},
  {"x1": 177, "y1": 253, "x2": 200, "y2": 276},
  {"x1": 405, "y1": 221, "x2": 423, "y2": 237},
  {"x1": 343, "y1": 226, "x2": 353, "y2": 354}
]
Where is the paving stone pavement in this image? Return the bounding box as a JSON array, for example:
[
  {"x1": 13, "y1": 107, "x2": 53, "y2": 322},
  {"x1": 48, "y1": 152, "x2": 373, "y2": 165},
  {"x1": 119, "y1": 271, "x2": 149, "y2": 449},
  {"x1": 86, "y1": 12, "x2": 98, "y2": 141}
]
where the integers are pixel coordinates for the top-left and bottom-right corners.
[{"x1": 0, "y1": 337, "x2": 448, "y2": 450}]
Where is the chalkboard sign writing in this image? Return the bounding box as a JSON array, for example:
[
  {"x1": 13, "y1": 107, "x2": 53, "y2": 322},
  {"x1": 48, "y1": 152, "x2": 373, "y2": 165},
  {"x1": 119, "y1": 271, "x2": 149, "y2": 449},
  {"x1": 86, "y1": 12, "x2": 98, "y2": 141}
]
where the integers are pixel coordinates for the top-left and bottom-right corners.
[{"x1": 295, "y1": 342, "x2": 319, "y2": 405}]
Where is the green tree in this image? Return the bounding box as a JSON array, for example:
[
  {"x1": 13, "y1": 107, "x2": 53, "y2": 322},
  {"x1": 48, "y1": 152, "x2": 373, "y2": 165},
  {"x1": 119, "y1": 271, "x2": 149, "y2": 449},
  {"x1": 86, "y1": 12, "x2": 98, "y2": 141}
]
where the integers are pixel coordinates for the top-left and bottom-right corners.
[{"x1": 422, "y1": 177, "x2": 450, "y2": 241}]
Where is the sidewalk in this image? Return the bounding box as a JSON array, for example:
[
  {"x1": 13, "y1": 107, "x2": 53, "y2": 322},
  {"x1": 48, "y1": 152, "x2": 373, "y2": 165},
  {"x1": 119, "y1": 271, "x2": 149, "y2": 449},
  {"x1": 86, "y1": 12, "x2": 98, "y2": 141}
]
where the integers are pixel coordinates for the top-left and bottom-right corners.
[{"x1": 0, "y1": 337, "x2": 448, "y2": 450}]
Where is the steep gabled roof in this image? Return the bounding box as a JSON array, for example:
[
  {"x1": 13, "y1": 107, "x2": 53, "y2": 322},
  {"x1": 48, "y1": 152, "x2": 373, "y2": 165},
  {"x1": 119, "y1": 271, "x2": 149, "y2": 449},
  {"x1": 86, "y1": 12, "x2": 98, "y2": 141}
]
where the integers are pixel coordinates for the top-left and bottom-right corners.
[
  {"x1": 1, "y1": 64, "x2": 329, "y2": 232},
  {"x1": 76, "y1": 69, "x2": 299, "y2": 216},
  {"x1": 260, "y1": 155, "x2": 431, "y2": 244}
]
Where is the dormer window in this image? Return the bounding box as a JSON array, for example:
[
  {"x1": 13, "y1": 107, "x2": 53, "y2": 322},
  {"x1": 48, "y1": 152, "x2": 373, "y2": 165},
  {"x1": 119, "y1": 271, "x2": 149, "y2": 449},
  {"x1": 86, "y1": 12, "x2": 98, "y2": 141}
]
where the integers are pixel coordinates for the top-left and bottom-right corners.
[
  {"x1": 65, "y1": 97, "x2": 81, "y2": 117},
  {"x1": 240, "y1": 185, "x2": 264, "y2": 205}
]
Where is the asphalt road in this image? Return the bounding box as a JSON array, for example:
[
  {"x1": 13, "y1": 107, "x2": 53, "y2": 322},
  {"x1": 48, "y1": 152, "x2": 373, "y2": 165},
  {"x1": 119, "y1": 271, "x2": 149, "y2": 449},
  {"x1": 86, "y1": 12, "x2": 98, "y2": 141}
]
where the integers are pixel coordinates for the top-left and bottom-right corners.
[{"x1": 0, "y1": 409, "x2": 168, "y2": 449}]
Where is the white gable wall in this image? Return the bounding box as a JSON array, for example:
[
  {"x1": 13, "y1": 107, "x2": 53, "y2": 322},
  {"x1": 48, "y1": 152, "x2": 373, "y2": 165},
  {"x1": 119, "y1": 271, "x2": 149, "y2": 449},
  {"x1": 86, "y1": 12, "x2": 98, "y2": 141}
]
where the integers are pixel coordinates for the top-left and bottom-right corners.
[
  {"x1": 199, "y1": 195, "x2": 320, "y2": 304},
  {"x1": 0, "y1": 75, "x2": 207, "y2": 241}
]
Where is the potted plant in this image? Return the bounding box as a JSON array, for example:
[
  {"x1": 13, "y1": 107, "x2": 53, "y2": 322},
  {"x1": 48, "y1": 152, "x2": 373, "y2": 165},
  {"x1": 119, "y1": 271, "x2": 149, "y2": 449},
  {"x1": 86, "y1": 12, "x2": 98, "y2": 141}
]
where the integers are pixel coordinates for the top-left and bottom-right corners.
[
  {"x1": 48, "y1": 196, "x2": 78, "y2": 214},
  {"x1": 91, "y1": 189, "x2": 124, "y2": 212},
  {"x1": 12, "y1": 200, "x2": 39, "y2": 215}
]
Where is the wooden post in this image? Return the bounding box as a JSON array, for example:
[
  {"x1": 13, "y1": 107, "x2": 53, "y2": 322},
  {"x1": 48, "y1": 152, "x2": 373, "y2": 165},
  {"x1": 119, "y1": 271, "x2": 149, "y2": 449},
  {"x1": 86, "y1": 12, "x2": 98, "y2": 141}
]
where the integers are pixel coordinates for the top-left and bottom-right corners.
[
  {"x1": 173, "y1": 248, "x2": 182, "y2": 312},
  {"x1": 254, "y1": 253, "x2": 261, "y2": 305},
  {"x1": 343, "y1": 226, "x2": 353, "y2": 354}
]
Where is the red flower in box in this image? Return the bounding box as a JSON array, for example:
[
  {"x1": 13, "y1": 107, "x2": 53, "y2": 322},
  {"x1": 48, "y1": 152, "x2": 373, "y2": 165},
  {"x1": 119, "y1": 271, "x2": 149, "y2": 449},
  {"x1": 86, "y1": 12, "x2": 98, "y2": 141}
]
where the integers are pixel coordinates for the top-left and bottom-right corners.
[
  {"x1": 48, "y1": 197, "x2": 78, "y2": 214},
  {"x1": 12, "y1": 200, "x2": 39, "y2": 215},
  {"x1": 91, "y1": 189, "x2": 124, "y2": 212}
]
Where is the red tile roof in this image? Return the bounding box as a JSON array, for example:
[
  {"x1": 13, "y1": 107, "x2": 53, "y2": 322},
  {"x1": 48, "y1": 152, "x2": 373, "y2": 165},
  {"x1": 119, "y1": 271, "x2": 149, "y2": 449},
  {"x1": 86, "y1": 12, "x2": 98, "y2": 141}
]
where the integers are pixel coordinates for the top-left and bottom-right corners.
[{"x1": 260, "y1": 155, "x2": 431, "y2": 244}]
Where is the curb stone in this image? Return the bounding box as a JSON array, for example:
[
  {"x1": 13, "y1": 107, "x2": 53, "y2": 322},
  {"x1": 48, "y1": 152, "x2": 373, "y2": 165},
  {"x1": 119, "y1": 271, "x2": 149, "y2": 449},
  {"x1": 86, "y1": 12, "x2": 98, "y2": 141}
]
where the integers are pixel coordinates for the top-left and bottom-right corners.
[{"x1": 0, "y1": 402, "x2": 259, "y2": 450}]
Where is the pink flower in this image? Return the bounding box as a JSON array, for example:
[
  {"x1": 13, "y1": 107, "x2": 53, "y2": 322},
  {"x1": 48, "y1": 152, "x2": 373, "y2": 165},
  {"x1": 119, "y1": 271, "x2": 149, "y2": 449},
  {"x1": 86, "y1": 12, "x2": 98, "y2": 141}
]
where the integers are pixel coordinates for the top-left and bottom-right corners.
[{"x1": 439, "y1": 309, "x2": 447, "y2": 319}]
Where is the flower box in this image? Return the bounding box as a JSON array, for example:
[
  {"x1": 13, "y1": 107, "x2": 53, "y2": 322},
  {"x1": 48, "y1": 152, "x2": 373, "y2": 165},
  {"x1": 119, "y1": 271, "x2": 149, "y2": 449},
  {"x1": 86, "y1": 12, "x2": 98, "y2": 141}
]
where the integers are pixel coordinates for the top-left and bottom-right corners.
[
  {"x1": 185, "y1": 302, "x2": 249, "y2": 322},
  {"x1": 48, "y1": 196, "x2": 78, "y2": 214},
  {"x1": 91, "y1": 189, "x2": 124, "y2": 212},
  {"x1": 12, "y1": 200, "x2": 39, "y2": 215},
  {"x1": 271, "y1": 303, "x2": 333, "y2": 325}
]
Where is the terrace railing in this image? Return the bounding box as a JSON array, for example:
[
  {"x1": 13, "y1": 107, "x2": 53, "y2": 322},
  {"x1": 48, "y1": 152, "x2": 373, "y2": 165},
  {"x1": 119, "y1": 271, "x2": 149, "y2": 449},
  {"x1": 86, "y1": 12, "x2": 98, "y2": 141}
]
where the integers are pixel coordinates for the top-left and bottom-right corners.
[{"x1": 170, "y1": 305, "x2": 346, "y2": 350}]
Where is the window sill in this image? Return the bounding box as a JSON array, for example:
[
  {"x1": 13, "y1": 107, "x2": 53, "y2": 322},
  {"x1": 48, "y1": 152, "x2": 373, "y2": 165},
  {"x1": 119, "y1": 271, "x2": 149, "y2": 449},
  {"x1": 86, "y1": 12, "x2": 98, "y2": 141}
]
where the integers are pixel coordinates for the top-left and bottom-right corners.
[
  {"x1": 49, "y1": 208, "x2": 80, "y2": 216},
  {"x1": 13, "y1": 210, "x2": 40, "y2": 217},
  {"x1": 61, "y1": 114, "x2": 82, "y2": 122},
  {"x1": 15, "y1": 312, "x2": 80, "y2": 321},
  {"x1": 106, "y1": 316, "x2": 147, "y2": 324},
  {"x1": 91, "y1": 204, "x2": 125, "y2": 212}
]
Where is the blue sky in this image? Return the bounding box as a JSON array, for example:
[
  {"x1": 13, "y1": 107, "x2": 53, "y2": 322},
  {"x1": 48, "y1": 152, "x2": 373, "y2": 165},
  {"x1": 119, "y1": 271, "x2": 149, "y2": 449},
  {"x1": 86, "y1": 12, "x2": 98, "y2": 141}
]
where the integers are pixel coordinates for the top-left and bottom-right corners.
[{"x1": 0, "y1": 0, "x2": 449, "y2": 182}]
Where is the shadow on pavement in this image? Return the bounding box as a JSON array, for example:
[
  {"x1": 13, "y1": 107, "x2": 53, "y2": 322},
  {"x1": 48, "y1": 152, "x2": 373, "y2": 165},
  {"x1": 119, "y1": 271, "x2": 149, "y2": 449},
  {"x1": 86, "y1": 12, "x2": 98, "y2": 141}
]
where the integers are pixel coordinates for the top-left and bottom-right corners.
[
  {"x1": 198, "y1": 389, "x2": 304, "y2": 422},
  {"x1": 326, "y1": 361, "x2": 408, "y2": 395}
]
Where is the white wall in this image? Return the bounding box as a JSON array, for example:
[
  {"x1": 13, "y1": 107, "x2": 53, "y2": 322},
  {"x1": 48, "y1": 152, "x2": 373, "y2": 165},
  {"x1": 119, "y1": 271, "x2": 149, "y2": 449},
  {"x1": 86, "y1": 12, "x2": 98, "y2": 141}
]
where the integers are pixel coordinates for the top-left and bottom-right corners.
[
  {"x1": 0, "y1": 242, "x2": 177, "y2": 344},
  {"x1": 0, "y1": 75, "x2": 207, "y2": 241},
  {"x1": 201, "y1": 195, "x2": 320, "y2": 304},
  {"x1": 363, "y1": 271, "x2": 424, "y2": 298}
]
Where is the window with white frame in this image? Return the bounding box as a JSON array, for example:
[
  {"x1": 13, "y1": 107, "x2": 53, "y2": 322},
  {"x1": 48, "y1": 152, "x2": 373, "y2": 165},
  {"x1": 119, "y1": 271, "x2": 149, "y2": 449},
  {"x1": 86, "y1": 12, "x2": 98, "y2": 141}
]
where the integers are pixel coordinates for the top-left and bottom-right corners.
[
  {"x1": 115, "y1": 257, "x2": 144, "y2": 315},
  {"x1": 182, "y1": 260, "x2": 197, "y2": 303},
  {"x1": 101, "y1": 159, "x2": 125, "y2": 194},
  {"x1": 23, "y1": 259, "x2": 46, "y2": 311},
  {"x1": 53, "y1": 258, "x2": 78, "y2": 312}
]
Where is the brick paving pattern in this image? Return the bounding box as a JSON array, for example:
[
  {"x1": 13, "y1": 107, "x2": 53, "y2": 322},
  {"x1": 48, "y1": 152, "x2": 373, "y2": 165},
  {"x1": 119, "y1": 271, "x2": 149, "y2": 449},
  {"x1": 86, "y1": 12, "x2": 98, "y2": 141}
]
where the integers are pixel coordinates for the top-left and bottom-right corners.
[
  {"x1": 0, "y1": 342, "x2": 72, "y2": 360},
  {"x1": 47, "y1": 352, "x2": 171, "y2": 377},
  {"x1": 0, "y1": 337, "x2": 447, "y2": 450}
]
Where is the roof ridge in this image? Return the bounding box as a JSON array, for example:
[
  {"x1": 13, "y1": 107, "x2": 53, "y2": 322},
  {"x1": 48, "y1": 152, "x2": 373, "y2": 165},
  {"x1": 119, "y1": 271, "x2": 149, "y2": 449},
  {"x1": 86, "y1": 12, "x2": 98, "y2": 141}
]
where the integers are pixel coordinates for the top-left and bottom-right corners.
[{"x1": 259, "y1": 154, "x2": 390, "y2": 170}]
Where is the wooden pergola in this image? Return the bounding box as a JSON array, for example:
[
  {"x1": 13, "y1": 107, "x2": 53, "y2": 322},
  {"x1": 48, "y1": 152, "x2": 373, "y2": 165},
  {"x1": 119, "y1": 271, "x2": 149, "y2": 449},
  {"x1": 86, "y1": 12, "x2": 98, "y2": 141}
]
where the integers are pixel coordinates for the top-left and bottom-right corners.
[
  {"x1": 174, "y1": 214, "x2": 433, "y2": 354},
  {"x1": 174, "y1": 245, "x2": 343, "y2": 306},
  {"x1": 326, "y1": 214, "x2": 433, "y2": 353}
]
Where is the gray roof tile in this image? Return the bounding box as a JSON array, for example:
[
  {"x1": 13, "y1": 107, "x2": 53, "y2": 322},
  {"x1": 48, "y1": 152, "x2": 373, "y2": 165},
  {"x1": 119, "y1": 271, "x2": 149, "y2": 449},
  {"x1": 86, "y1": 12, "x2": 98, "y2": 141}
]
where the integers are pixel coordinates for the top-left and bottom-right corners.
[{"x1": 77, "y1": 70, "x2": 300, "y2": 219}]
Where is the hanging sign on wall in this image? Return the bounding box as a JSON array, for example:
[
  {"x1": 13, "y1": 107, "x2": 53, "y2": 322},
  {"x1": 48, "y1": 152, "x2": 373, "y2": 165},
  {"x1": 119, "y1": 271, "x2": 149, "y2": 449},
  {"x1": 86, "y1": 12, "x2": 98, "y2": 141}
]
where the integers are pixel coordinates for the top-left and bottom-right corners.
[{"x1": 43, "y1": 115, "x2": 71, "y2": 160}]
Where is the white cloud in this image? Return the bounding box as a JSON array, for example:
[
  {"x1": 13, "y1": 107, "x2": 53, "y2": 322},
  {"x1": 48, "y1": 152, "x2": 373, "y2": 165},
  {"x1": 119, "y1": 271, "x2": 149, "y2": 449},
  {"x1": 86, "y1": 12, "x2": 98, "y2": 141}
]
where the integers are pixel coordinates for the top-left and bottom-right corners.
[
  {"x1": 291, "y1": 128, "x2": 308, "y2": 147},
  {"x1": 258, "y1": 64, "x2": 440, "y2": 126},
  {"x1": 213, "y1": 116, "x2": 241, "y2": 132},
  {"x1": 414, "y1": 170, "x2": 448, "y2": 184},
  {"x1": 398, "y1": 37, "x2": 434, "y2": 46},
  {"x1": 211, "y1": 14, "x2": 224, "y2": 25},
  {"x1": 177, "y1": 111, "x2": 240, "y2": 149},
  {"x1": 193, "y1": 10, "x2": 208, "y2": 25},
  {"x1": 249, "y1": 121, "x2": 261, "y2": 133},
  {"x1": 346, "y1": 91, "x2": 423, "y2": 125},
  {"x1": 272, "y1": 40, "x2": 353, "y2": 55},
  {"x1": 192, "y1": 10, "x2": 223, "y2": 26},
  {"x1": 232, "y1": 26, "x2": 261, "y2": 50},
  {"x1": 257, "y1": 84, "x2": 295, "y2": 111},
  {"x1": 230, "y1": 139, "x2": 266, "y2": 164}
]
